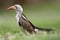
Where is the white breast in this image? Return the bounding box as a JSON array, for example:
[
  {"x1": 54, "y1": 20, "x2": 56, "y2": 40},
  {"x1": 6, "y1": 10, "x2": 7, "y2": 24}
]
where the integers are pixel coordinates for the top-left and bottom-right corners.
[
  {"x1": 16, "y1": 14, "x2": 20, "y2": 21},
  {"x1": 16, "y1": 14, "x2": 21, "y2": 25}
]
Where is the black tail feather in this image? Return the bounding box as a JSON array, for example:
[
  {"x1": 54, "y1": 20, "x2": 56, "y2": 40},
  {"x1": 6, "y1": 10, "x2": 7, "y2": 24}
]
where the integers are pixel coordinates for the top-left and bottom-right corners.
[
  {"x1": 28, "y1": 21, "x2": 53, "y2": 32},
  {"x1": 35, "y1": 26, "x2": 53, "y2": 32}
]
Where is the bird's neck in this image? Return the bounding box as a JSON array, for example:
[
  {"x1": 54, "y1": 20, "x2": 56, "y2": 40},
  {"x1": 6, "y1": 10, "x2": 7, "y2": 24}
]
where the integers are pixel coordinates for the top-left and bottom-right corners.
[{"x1": 16, "y1": 9, "x2": 22, "y2": 17}]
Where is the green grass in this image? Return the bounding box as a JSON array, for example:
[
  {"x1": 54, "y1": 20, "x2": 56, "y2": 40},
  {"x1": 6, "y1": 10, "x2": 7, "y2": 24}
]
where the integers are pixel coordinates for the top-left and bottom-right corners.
[{"x1": 0, "y1": 5, "x2": 60, "y2": 40}]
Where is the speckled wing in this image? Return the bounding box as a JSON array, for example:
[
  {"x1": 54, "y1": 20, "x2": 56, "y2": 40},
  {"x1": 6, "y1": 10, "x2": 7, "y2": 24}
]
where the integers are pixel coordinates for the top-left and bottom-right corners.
[{"x1": 18, "y1": 14, "x2": 35, "y2": 33}]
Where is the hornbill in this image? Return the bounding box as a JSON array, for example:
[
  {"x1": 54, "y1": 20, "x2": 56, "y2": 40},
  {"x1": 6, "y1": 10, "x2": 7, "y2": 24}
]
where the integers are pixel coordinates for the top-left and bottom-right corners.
[{"x1": 8, "y1": 4, "x2": 52, "y2": 34}]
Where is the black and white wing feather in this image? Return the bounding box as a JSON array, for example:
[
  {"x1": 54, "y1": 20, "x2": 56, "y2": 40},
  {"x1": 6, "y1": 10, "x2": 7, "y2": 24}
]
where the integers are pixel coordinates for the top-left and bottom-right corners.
[{"x1": 18, "y1": 14, "x2": 35, "y2": 33}]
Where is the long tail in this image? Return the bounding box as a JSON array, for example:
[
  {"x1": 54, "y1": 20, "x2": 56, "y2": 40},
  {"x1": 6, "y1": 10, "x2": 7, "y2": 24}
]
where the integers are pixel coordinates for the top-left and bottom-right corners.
[
  {"x1": 35, "y1": 26, "x2": 53, "y2": 32},
  {"x1": 29, "y1": 21, "x2": 53, "y2": 32}
]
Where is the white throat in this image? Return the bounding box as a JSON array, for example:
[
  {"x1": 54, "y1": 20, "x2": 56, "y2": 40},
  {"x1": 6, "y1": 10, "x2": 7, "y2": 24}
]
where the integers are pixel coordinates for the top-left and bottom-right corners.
[{"x1": 15, "y1": 5, "x2": 23, "y2": 23}]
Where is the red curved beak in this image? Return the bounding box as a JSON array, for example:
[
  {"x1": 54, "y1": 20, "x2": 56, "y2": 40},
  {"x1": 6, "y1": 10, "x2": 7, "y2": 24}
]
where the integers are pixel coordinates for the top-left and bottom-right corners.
[{"x1": 8, "y1": 5, "x2": 16, "y2": 10}]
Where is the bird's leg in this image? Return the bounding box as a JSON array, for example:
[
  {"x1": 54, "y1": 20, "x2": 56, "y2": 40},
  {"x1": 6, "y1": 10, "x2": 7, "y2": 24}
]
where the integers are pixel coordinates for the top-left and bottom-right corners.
[
  {"x1": 24, "y1": 30, "x2": 30, "y2": 35},
  {"x1": 19, "y1": 26, "x2": 30, "y2": 35}
]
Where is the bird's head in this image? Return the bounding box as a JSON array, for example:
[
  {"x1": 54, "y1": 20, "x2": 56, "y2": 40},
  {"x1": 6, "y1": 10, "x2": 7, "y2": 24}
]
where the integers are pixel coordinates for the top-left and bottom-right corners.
[{"x1": 8, "y1": 4, "x2": 23, "y2": 13}]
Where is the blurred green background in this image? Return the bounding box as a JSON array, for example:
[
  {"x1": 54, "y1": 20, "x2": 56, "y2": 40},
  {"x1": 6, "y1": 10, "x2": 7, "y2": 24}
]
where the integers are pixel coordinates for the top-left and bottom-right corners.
[{"x1": 0, "y1": 0, "x2": 60, "y2": 40}]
